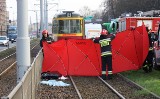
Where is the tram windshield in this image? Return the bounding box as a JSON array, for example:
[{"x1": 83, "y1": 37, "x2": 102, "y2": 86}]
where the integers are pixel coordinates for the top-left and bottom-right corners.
[{"x1": 53, "y1": 19, "x2": 81, "y2": 34}]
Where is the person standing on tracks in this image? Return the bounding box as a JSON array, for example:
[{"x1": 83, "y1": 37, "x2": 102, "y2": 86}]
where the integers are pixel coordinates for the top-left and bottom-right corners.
[
  {"x1": 40, "y1": 29, "x2": 54, "y2": 55},
  {"x1": 93, "y1": 29, "x2": 115, "y2": 80},
  {"x1": 143, "y1": 27, "x2": 154, "y2": 73}
]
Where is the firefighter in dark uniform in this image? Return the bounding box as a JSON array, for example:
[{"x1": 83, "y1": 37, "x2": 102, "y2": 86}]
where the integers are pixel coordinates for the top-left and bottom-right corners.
[
  {"x1": 93, "y1": 29, "x2": 115, "y2": 80},
  {"x1": 40, "y1": 29, "x2": 54, "y2": 56},
  {"x1": 143, "y1": 27, "x2": 154, "y2": 73},
  {"x1": 40, "y1": 29, "x2": 54, "y2": 47}
]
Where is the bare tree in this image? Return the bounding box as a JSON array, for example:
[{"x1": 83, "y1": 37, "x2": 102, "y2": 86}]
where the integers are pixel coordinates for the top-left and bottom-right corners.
[
  {"x1": 102, "y1": 0, "x2": 160, "y2": 20},
  {"x1": 79, "y1": 6, "x2": 92, "y2": 17}
]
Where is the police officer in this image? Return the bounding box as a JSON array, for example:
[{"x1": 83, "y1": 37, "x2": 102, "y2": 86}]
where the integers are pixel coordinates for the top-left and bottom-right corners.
[
  {"x1": 93, "y1": 29, "x2": 115, "y2": 80},
  {"x1": 143, "y1": 28, "x2": 154, "y2": 73}
]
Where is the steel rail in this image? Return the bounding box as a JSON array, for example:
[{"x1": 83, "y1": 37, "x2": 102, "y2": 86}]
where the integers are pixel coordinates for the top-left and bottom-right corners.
[
  {"x1": 0, "y1": 43, "x2": 40, "y2": 78},
  {"x1": 0, "y1": 61, "x2": 17, "y2": 77},
  {"x1": 70, "y1": 76, "x2": 83, "y2": 99},
  {"x1": 118, "y1": 73, "x2": 160, "y2": 99},
  {"x1": 0, "y1": 53, "x2": 16, "y2": 62},
  {"x1": 98, "y1": 76, "x2": 126, "y2": 99},
  {"x1": 0, "y1": 42, "x2": 39, "y2": 62}
]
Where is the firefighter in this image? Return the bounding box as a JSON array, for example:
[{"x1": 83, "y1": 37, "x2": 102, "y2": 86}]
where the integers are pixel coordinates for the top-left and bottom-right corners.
[
  {"x1": 143, "y1": 28, "x2": 154, "y2": 73},
  {"x1": 93, "y1": 29, "x2": 115, "y2": 80},
  {"x1": 40, "y1": 29, "x2": 54, "y2": 47},
  {"x1": 40, "y1": 29, "x2": 54, "y2": 55}
]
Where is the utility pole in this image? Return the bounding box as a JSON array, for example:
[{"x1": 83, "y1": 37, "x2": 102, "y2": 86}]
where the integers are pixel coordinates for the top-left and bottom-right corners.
[
  {"x1": 29, "y1": 10, "x2": 39, "y2": 38},
  {"x1": 40, "y1": 0, "x2": 44, "y2": 38},
  {"x1": 17, "y1": 0, "x2": 30, "y2": 83},
  {"x1": 30, "y1": 16, "x2": 32, "y2": 33},
  {"x1": 1, "y1": 24, "x2": 2, "y2": 36},
  {"x1": 36, "y1": 11, "x2": 39, "y2": 38},
  {"x1": 44, "y1": 0, "x2": 48, "y2": 30},
  {"x1": 44, "y1": 0, "x2": 46, "y2": 29},
  {"x1": 36, "y1": 1, "x2": 58, "y2": 36}
]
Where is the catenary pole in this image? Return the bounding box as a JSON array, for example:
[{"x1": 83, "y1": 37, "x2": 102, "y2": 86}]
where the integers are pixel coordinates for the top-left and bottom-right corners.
[
  {"x1": 40, "y1": 0, "x2": 44, "y2": 38},
  {"x1": 44, "y1": 0, "x2": 48, "y2": 30},
  {"x1": 16, "y1": 0, "x2": 30, "y2": 83}
]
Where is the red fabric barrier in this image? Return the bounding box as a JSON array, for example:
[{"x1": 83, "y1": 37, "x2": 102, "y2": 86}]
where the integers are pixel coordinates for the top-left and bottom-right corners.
[
  {"x1": 42, "y1": 40, "x2": 68, "y2": 76},
  {"x1": 42, "y1": 39, "x2": 101, "y2": 76},
  {"x1": 42, "y1": 25, "x2": 149, "y2": 76},
  {"x1": 112, "y1": 25, "x2": 149, "y2": 73},
  {"x1": 67, "y1": 39, "x2": 101, "y2": 76}
]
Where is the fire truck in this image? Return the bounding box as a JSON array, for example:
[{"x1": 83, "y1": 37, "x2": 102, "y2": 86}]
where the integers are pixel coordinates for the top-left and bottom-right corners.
[{"x1": 118, "y1": 17, "x2": 160, "y2": 32}]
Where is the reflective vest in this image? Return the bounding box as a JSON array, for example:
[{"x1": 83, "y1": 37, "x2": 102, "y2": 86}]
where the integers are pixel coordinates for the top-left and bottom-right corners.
[{"x1": 99, "y1": 38, "x2": 112, "y2": 56}]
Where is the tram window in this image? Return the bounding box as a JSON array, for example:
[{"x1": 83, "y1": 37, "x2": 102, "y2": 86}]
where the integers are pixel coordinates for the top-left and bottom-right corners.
[
  {"x1": 59, "y1": 20, "x2": 65, "y2": 33},
  {"x1": 70, "y1": 20, "x2": 81, "y2": 33},
  {"x1": 52, "y1": 20, "x2": 58, "y2": 34},
  {"x1": 58, "y1": 20, "x2": 81, "y2": 34}
]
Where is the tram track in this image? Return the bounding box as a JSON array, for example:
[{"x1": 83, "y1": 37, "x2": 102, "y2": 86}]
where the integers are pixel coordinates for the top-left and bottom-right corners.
[
  {"x1": 106, "y1": 74, "x2": 160, "y2": 99},
  {"x1": 0, "y1": 40, "x2": 41, "y2": 97},
  {"x1": 0, "y1": 41, "x2": 39, "y2": 75},
  {"x1": 37, "y1": 75, "x2": 160, "y2": 99},
  {"x1": 70, "y1": 76, "x2": 125, "y2": 99}
]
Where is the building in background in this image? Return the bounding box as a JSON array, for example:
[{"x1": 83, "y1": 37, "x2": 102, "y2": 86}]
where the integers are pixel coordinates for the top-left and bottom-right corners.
[{"x1": 0, "y1": 0, "x2": 8, "y2": 36}]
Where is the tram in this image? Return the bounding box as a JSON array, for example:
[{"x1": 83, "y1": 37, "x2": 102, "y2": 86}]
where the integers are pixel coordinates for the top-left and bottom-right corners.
[{"x1": 52, "y1": 11, "x2": 85, "y2": 40}]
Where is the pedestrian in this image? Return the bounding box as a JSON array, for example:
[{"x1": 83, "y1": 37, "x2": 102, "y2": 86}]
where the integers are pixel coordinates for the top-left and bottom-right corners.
[
  {"x1": 40, "y1": 29, "x2": 54, "y2": 55},
  {"x1": 93, "y1": 29, "x2": 115, "y2": 80},
  {"x1": 143, "y1": 27, "x2": 154, "y2": 73}
]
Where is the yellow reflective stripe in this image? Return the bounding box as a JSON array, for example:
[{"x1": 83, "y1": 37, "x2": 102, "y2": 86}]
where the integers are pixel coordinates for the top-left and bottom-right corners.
[
  {"x1": 102, "y1": 71, "x2": 106, "y2": 74},
  {"x1": 99, "y1": 39, "x2": 111, "y2": 47},
  {"x1": 101, "y1": 51, "x2": 112, "y2": 56},
  {"x1": 108, "y1": 71, "x2": 112, "y2": 74},
  {"x1": 149, "y1": 47, "x2": 153, "y2": 51},
  {"x1": 99, "y1": 39, "x2": 111, "y2": 42},
  {"x1": 143, "y1": 65, "x2": 148, "y2": 67},
  {"x1": 100, "y1": 41, "x2": 109, "y2": 47}
]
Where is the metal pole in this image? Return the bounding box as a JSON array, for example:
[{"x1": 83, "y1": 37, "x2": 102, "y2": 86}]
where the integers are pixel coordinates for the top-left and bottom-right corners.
[
  {"x1": 45, "y1": 0, "x2": 48, "y2": 30},
  {"x1": 30, "y1": 16, "x2": 32, "y2": 33},
  {"x1": 36, "y1": 11, "x2": 39, "y2": 38},
  {"x1": 6, "y1": 25, "x2": 9, "y2": 37},
  {"x1": 40, "y1": 0, "x2": 44, "y2": 38},
  {"x1": 17, "y1": 0, "x2": 30, "y2": 83},
  {"x1": 1, "y1": 26, "x2": 2, "y2": 36},
  {"x1": 44, "y1": 0, "x2": 47, "y2": 29}
]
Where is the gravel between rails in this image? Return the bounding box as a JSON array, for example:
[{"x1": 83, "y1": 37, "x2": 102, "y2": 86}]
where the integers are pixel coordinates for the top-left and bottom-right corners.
[
  {"x1": 36, "y1": 79, "x2": 79, "y2": 99},
  {"x1": 37, "y1": 75, "x2": 160, "y2": 99},
  {"x1": 36, "y1": 76, "x2": 120, "y2": 99},
  {"x1": 72, "y1": 76, "x2": 120, "y2": 99},
  {"x1": 0, "y1": 64, "x2": 17, "y2": 97},
  {"x1": 0, "y1": 55, "x2": 16, "y2": 74}
]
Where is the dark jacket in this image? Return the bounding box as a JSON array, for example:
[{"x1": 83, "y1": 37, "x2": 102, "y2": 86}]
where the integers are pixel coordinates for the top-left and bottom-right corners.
[{"x1": 40, "y1": 35, "x2": 54, "y2": 47}]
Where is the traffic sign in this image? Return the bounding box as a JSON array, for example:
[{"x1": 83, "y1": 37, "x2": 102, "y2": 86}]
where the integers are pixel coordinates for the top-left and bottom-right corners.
[{"x1": 84, "y1": 16, "x2": 93, "y2": 20}]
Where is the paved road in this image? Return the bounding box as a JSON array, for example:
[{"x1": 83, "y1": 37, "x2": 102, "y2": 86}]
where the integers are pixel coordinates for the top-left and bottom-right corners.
[{"x1": 0, "y1": 41, "x2": 16, "y2": 52}]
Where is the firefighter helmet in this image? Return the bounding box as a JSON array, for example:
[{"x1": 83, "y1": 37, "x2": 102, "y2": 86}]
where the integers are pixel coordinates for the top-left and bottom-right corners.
[
  {"x1": 42, "y1": 29, "x2": 48, "y2": 35},
  {"x1": 101, "y1": 29, "x2": 108, "y2": 35}
]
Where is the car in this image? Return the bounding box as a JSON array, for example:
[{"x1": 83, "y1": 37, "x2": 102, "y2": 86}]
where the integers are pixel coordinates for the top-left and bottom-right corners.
[{"x1": 0, "y1": 36, "x2": 9, "y2": 46}]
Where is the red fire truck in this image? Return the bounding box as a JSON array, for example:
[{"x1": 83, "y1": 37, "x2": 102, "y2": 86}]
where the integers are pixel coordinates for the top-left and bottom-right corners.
[{"x1": 118, "y1": 17, "x2": 160, "y2": 33}]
